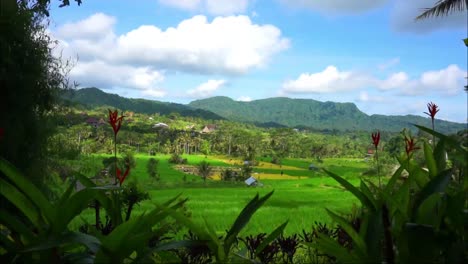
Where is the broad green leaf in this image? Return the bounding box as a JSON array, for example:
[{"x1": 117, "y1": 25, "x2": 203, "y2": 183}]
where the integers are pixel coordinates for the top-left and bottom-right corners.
[
  {"x1": 315, "y1": 233, "x2": 361, "y2": 263},
  {"x1": 326, "y1": 209, "x2": 367, "y2": 257},
  {"x1": 0, "y1": 210, "x2": 36, "y2": 243},
  {"x1": 96, "y1": 214, "x2": 145, "y2": 262},
  {"x1": 413, "y1": 169, "x2": 451, "y2": 217},
  {"x1": 0, "y1": 178, "x2": 42, "y2": 229},
  {"x1": 360, "y1": 180, "x2": 377, "y2": 209},
  {"x1": 405, "y1": 223, "x2": 438, "y2": 263},
  {"x1": 23, "y1": 231, "x2": 100, "y2": 253},
  {"x1": 415, "y1": 125, "x2": 466, "y2": 154},
  {"x1": 0, "y1": 158, "x2": 53, "y2": 221},
  {"x1": 361, "y1": 210, "x2": 383, "y2": 262},
  {"x1": 416, "y1": 193, "x2": 443, "y2": 226},
  {"x1": 224, "y1": 191, "x2": 274, "y2": 256},
  {"x1": 423, "y1": 142, "x2": 437, "y2": 178},
  {"x1": 53, "y1": 188, "x2": 103, "y2": 233},
  {"x1": 164, "y1": 205, "x2": 221, "y2": 260},
  {"x1": 433, "y1": 139, "x2": 447, "y2": 172},
  {"x1": 57, "y1": 179, "x2": 77, "y2": 208},
  {"x1": 0, "y1": 232, "x2": 16, "y2": 253},
  {"x1": 463, "y1": 38, "x2": 468, "y2": 47},
  {"x1": 73, "y1": 171, "x2": 97, "y2": 188},
  {"x1": 255, "y1": 220, "x2": 288, "y2": 255},
  {"x1": 323, "y1": 169, "x2": 375, "y2": 211},
  {"x1": 384, "y1": 165, "x2": 404, "y2": 196}
]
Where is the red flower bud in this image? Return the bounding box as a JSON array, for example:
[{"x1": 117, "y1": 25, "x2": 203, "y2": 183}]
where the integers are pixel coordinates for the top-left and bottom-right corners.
[
  {"x1": 424, "y1": 102, "x2": 439, "y2": 121},
  {"x1": 108, "y1": 109, "x2": 124, "y2": 136},
  {"x1": 371, "y1": 131, "x2": 380, "y2": 149},
  {"x1": 116, "y1": 166, "x2": 130, "y2": 185},
  {"x1": 405, "y1": 136, "x2": 420, "y2": 156}
]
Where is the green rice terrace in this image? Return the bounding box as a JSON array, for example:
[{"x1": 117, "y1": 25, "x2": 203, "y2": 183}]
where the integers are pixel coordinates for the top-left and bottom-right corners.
[{"x1": 69, "y1": 154, "x2": 367, "y2": 236}]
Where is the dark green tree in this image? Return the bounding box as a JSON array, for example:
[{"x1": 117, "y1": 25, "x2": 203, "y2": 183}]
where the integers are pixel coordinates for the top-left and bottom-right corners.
[
  {"x1": 146, "y1": 158, "x2": 160, "y2": 181},
  {"x1": 0, "y1": 0, "x2": 80, "y2": 185},
  {"x1": 197, "y1": 160, "x2": 212, "y2": 184}
]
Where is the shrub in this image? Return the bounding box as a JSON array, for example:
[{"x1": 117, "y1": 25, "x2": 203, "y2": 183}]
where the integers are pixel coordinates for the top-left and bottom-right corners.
[{"x1": 147, "y1": 158, "x2": 160, "y2": 181}]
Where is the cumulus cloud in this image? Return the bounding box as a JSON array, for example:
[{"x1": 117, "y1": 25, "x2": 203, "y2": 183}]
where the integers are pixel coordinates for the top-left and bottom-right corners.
[
  {"x1": 142, "y1": 88, "x2": 167, "y2": 98},
  {"x1": 282, "y1": 66, "x2": 373, "y2": 93},
  {"x1": 281, "y1": 64, "x2": 466, "y2": 96},
  {"x1": 404, "y1": 64, "x2": 466, "y2": 95},
  {"x1": 279, "y1": 0, "x2": 388, "y2": 14},
  {"x1": 70, "y1": 60, "x2": 165, "y2": 91},
  {"x1": 237, "y1": 96, "x2": 252, "y2": 101},
  {"x1": 378, "y1": 72, "x2": 409, "y2": 90},
  {"x1": 159, "y1": 0, "x2": 250, "y2": 15},
  {"x1": 56, "y1": 14, "x2": 289, "y2": 76},
  {"x1": 56, "y1": 13, "x2": 116, "y2": 40},
  {"x1": 357, "y1": 91, "x2": 386, "y2": 102},
  {"x1": 390, "y1": 0, "x2": 468, "y2": 33},
  {"x1": 187, "y1": 79, "x2": 226, "y2": 98}
]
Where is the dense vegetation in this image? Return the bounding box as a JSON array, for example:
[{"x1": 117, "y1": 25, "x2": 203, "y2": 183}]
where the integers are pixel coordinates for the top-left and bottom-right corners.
[
  {"x1": 189, "y1": 96, "x2": 465, "y2": 133},
  {"x1": 1, "y1": 0, "x2": 467, "y2": 263},
  {"x1": 61, "y1": 87, "x2": 224, "y2": 120}
]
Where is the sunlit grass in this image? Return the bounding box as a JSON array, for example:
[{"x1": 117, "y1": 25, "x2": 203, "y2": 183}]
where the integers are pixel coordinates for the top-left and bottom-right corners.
[{"x1": 71, "y1": 154, "x2": 369, "y2": 236}]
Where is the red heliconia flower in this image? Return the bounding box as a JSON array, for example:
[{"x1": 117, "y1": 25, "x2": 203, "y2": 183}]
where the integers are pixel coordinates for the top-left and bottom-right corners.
[
  {"x1": 371, "y1": 131, "x2": 380, "y2": 148},
  {"x1": 116, "y1": 166, "x2": 130, "y2": 185},
  {"x1": 405, "y1": 136, "x2": 420, "y2": 156},
  {"x1": 424, "y1": 102, "x2": 439, "y2": 121},
  {"x1": 0, "y1": 127, "x2": 4, "y2": 141},
  {"x1": 108, "y1": 109, "x2": 124, "y2": 136}
]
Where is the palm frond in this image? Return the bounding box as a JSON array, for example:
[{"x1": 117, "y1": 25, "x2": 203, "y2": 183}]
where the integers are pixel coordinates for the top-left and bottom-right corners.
[{"x1": 416, "y1": 0, "x2": 467, "y2": 20}]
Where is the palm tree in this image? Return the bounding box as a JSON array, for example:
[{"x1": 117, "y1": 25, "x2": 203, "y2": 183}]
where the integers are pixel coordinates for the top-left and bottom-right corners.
[
  {"x1": 197, "y1": 160, "x2": 212, "y2": 184},
  {"x1": 415, "y1": 0, "x2": 467, "y2": 20}
]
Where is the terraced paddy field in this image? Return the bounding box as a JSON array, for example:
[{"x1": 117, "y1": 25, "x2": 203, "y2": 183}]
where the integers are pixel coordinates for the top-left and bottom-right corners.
[{"x1": 71, "y1": 154, "x2": 373, "y2": 236}]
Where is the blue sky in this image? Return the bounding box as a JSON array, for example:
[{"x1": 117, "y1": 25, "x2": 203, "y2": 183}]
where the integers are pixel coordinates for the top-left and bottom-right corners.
[{"x1": 49, "y1": 0, "x2": 467, "y2": 123}]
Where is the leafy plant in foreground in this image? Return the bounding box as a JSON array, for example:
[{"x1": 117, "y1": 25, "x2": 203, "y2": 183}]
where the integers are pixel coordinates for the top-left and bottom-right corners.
[{"x1": 314, "y1": 110, "x2": 467, "y2": 263}]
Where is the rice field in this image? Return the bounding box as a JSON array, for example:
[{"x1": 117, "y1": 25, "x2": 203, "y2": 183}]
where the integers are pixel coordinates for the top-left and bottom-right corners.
[{"x1": 72, "y1": 154, "x2": 372, "y2": 236}]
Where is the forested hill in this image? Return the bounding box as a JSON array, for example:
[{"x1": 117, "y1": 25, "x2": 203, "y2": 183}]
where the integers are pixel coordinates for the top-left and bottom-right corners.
[
  {"x1": 61, "y1": 88, "x2": 224, "y2": 120},
  {"x1": 189, "y1": 96, "x2": 466, "y2": 133}
]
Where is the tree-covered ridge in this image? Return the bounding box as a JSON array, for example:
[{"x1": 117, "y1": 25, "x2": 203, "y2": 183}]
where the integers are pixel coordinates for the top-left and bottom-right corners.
[
  {"x1": 61, "y1": 87, "x2": 224, "y2": 120},
  {"x1": 189, "y1": 96, "x2": 466, "y2": 133}
]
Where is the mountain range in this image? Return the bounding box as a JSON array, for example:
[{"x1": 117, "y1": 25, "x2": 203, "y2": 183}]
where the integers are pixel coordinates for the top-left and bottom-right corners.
[{"x1": 62, "y1": 88, "x2": 466, "y2": 133}]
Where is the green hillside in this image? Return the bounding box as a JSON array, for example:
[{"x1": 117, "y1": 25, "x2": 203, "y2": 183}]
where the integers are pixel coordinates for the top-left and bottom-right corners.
[
  {"x1": 61, "y1": 87, "x2": 223, "y2": 120},
  {"x1": 189, "y1": 96, "x2": 465, "y2": 133}
]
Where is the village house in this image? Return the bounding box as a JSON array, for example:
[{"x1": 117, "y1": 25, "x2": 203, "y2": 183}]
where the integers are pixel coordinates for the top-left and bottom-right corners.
[
  {"x1": 201, "y1": 124, "x2": 217, "y2": 133},
  {"x1": 153, "y1": 122, "x2": 169, "y2": 129}
]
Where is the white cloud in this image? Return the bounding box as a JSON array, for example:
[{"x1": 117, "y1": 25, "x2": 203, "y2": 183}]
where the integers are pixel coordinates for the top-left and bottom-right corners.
[
  {"x1": 281, "y1": 64, "x2": 466, "y2": 96},
  {"x1": 237, "y1": 96, "x2": 252, "y2": 102},
  {"x1": 142, "y1": 88, "x2": 167, "y2": 98},
  {"x1": 378, "y1": 72, "x2": 409, "y2": 90},
  {"x1": 57, "y1": 13, "x2": 116, "y2": 40},
  {"x1": 378, "y1": 57, "x2": 400, "y2": 71},
  {"x1": 357, "y1": 91, "x2": 386, "y2": 102},
  {"x1": 70, "y1": 60, "x2": 165, "y2": 91},
  {"x1": 159, "y1": 0, "x2": 250, "y2": 15},
  {"x1": 56, "y1": 14, "x2": 289, "y2": 76},
  {"x1": 390, "y1": 0, "x2": 468, "y2": 33},
  {"x1": 281, "y1": 66, "x2": 373, "y2": 93},
  {"x1": 406, "y1": 64, "x2": 466, "y2": 95},
  {"x1": 280, "y1": 0, "x2": 389, "y2": 14},
  {"x1": 187, "y1": 79, "x2": 226, "y2": 98}
]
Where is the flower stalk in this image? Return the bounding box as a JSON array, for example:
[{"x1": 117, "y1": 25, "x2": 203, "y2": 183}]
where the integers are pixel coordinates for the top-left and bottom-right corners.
[
  {"x1": 371, "y1": 131, "x2": 381, "y2": 188},
  {"x1": 424, "y1": 102, "x2": 439, "y2": 148},
  {"x1": 108, "y1": 109, "x2": 128, "y2": 186}
]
